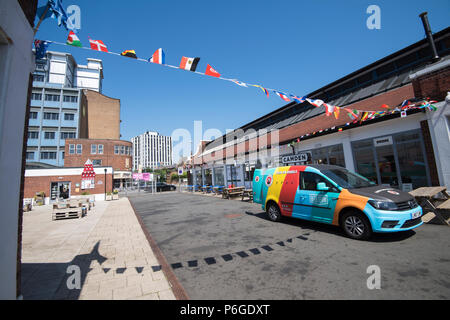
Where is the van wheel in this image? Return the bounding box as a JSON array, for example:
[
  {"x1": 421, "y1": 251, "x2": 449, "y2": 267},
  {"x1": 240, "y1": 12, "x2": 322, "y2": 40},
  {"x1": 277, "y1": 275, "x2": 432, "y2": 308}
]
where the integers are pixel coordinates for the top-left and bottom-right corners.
[
  {"x1": 266, "y1": 202, "x2": 282, "y2": 222},
  {"x1": 341, "y1": 210, "x2": 372, "y2": 240}
]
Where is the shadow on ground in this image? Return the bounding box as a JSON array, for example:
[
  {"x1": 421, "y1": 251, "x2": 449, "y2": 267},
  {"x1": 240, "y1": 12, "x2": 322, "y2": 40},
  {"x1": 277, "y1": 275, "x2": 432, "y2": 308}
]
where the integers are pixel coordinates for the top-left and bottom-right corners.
[
  {"x1": 21, "y1": 241, "x2": 107, "y2": 300},
  {"x1": 244, "y1": 211, "x2": 416, "y2": 243}
]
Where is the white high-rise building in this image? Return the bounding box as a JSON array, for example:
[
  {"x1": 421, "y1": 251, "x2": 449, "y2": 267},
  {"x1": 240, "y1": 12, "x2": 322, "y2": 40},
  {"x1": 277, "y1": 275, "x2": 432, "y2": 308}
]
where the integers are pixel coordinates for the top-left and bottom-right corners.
[{"x1": 131, "y1": 131, "x2": 172, "y2": 170}]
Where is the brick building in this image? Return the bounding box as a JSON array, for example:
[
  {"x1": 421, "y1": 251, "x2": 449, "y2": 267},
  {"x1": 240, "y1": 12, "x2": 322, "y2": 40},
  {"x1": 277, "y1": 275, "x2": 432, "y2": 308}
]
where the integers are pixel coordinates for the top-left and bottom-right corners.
[
  {"x1": 24, "y1": 167, "x2": 113, "y2": 202},
  {"x1": 191, "y1": 26, "x2": 450, "y2": 191},
  {"x1": 78, "y1": 90, "x2": 121, "y2": 140},
  {"x1": 64, "y1": 138, "x2": 132, "y2": 189}
]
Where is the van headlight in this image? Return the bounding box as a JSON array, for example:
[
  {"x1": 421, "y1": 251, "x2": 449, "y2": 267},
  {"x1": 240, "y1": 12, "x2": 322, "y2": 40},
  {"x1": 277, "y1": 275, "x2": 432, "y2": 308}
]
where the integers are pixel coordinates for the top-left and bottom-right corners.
[{"x1": 368, "y1": 200, "x2": 398, "y2": 211}]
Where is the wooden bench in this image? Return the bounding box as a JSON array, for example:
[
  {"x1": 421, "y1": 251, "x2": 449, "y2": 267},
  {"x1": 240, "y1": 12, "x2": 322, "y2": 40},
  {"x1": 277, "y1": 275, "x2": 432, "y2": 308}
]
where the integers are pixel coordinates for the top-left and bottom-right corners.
[
  {"x1": 222, "y1": 187, "x2": 245, "y2": 199},
  {"x1": 409, "y1": 186, "x2": 450, "y2": 226}
]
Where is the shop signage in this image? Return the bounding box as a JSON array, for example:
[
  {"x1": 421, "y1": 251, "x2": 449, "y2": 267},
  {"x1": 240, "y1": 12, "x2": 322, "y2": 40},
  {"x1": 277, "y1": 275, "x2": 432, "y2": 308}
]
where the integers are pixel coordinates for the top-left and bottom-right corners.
[
  {"x1": 281, "y1": 152, "x2": 311, "y2": 164},
  {"x1": 374, "y1": 136, "x2": 393, "y2": 147}
]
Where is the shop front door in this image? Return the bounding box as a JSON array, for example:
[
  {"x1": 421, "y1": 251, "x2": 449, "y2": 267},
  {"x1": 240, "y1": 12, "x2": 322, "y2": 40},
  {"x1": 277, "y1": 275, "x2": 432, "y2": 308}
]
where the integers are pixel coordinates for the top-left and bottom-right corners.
[{"x1": 375, "y1": 144, "x2": 400, "y2": 188}]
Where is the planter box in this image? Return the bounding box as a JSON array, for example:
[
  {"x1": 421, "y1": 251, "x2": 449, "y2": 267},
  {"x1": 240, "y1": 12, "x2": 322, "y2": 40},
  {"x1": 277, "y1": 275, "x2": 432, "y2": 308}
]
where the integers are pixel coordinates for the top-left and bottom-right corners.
[
  {"x1": 105, "y1": 195, "x2": 112, "y2": 201},
  {"x1": 112, "y1": 194, "x2": 119, "y2": 200}
]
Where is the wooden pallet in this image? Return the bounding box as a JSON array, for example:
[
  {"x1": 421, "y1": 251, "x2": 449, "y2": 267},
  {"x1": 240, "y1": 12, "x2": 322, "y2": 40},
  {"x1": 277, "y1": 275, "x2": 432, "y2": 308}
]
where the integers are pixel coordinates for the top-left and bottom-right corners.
[{"x1": 52, "y1": 208, "x2": 83, "y2": 220}]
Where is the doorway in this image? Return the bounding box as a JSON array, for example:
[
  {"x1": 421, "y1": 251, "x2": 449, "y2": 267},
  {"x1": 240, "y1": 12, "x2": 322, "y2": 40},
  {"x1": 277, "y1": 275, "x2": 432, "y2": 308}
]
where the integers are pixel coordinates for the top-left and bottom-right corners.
[{"x1": 50, "y1": 181, "x2": 71, "y2": 202}]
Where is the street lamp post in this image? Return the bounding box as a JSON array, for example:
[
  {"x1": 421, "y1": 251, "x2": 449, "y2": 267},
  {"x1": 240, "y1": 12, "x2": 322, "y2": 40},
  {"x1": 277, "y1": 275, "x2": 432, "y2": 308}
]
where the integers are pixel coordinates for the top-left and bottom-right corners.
[{"x1": 104, "y1": 168, "x2": 107, "y2": 200}]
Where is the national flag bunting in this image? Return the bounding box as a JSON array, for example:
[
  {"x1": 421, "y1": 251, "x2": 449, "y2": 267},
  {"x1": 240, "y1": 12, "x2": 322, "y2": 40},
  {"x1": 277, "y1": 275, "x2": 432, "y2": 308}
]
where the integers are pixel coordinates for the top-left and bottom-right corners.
[
  {"x1": 34, "y1": 40, "x2": 51, "y2": 60},
  {"x1": 121, "y1": 50, "x2": 138, "y2": 59},
  {"x1": 275, "y1": 91, "x2": 290, "y2": 102},
  {"x1": 89, "y1": 38, "x2": 108, "y2": 52},
  {"x1": 307, "y1": 98, "x2": 324, "y2": 108},
  {"x1": 66, "y1": 31, "x2": 82, "y2": 47},
  {"x1": 180, "y1": 56, "x2": 200, "y2": 72},
  {"x1": 290, "y1": 95, "x2": 306, "y2": 103},
  {"x1": 324, "y1": 103, "x2": 335, "y2": 116},
  {"x1": 205, "y1": 64, "x2": 221, "y2": 78},
  {"x1": 231, "y1": 79, "x2": 248, "y2": 87},
  {"x1": 333, "y1": 107, "x2": 340, "y2": 119},
  {"x1": 251, "y1": 85, "x2": 269, "y2": 98},
  {"x1": 149, "y1": 48, "x2": 165, "y2": 64}
]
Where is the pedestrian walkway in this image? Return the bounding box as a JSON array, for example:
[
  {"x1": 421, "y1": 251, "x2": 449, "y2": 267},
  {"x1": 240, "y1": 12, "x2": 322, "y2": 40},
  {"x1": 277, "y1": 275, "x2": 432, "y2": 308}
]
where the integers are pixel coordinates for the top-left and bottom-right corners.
[{"x1": 21, "y1": 197, "x2": 176, "y2": 300}]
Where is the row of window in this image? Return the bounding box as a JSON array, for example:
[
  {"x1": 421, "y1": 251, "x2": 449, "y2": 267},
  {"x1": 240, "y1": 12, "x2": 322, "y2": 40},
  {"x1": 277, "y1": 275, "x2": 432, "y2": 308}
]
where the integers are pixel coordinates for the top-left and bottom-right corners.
[
  {"x1": 29, "y1": 112, "x2": 75, "y2": 121},
  {"x1": 28, "y1": 131, "x2": 76, "y2": 140},
  {"x1": 31, "y1": 92, "x2": 78, "y2": 103},
  {"x1": 68, "y1": 144, "x2": 105, "y2": 155},
  {"x1": 26, "y1": 151, "x2": 67, "y2": 161},
  {"x1": 114, "y1": 145, "x2": 132, "y2": 155}
]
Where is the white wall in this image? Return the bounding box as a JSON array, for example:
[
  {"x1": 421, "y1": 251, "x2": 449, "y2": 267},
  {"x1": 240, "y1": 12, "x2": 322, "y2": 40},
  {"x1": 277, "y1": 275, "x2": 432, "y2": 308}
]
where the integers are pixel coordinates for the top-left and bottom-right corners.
[
  {"x1": 427, "y1": 97, "x2": 450, "y2": 189},
  {"x1": 0, "y1": 0, "x2": 34, "y2": 300}
]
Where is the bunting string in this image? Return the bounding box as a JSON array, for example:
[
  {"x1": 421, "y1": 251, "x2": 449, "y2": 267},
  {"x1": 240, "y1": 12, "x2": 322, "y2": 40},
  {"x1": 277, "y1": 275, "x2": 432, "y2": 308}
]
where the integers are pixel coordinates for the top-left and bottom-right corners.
[{"x1": 34, "y1": 36, "x2": 440, "y2": 121}]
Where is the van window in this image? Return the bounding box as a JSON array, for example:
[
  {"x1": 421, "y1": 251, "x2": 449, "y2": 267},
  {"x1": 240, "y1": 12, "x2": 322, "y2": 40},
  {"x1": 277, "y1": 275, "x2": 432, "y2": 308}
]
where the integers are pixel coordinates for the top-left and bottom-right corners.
[{"x1": 300, "y1": 172, "x2": 338, "y2": 192}]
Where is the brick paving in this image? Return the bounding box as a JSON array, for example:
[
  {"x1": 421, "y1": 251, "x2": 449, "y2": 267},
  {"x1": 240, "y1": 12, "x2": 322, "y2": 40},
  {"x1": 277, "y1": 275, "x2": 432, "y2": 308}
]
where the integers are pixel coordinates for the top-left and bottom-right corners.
[{"x1": 21, "y1": 197, "x2": 175, "y2": 300}]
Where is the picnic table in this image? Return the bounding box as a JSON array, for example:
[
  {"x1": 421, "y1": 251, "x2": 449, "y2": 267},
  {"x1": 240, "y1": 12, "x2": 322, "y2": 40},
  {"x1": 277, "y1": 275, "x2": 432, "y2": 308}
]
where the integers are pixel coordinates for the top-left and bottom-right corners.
[
  {"x1": 409, "y1": 186, "x2": 450, "y2": 226},
  {"x1": 241, "y1": 189, "x2": 254, "y2": 202},
  {"x1": 201, "y1": 185, "x2": 213, "y2": 193},
  {"x1": 213, "y1": 186, "x2": 224, "y2": 195},
  {"x1": 222, "y1": 186, "x2": 245, "y2": 199}
]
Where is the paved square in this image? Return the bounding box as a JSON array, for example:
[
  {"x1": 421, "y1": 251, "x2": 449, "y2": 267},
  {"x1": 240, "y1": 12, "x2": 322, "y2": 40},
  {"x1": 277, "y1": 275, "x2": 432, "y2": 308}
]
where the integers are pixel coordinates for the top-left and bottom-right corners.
[
  {"x1": 129, "y1": 192, "x2": 450, "y2": 299},
  {"x1": 21, "y1": 197, "x2": 175, "y2": 300}
]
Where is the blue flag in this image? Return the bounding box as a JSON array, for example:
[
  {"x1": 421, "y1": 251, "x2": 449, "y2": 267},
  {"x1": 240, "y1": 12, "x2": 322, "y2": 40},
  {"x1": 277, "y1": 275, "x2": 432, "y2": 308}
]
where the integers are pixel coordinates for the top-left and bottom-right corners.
[
  {"x1": 39, "y1": 0, "x2": 75, "y2": 31},
  {"x1": 34, "y1": 40, "x2": 51, "y2": 60}
]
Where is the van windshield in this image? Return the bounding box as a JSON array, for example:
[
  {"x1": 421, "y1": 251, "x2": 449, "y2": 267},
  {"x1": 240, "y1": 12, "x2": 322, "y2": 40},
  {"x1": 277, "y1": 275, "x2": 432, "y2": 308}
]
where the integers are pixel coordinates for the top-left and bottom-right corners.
[{"x1": 321, "y1": 168, "x2": 376, "y2": 189}]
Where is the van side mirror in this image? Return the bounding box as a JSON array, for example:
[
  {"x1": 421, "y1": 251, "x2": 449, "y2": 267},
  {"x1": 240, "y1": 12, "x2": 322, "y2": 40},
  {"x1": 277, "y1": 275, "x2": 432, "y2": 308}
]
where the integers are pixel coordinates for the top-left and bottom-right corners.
[{"x1": 316, "y1": 182, "x2": 329, "y2": 191}]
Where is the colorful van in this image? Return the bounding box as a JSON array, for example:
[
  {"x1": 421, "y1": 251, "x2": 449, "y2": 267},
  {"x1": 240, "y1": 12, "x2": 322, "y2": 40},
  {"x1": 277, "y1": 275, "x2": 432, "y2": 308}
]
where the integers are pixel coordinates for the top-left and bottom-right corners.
[{"x1": 252, "y1": 165, "x2": 423, "y2": 240}]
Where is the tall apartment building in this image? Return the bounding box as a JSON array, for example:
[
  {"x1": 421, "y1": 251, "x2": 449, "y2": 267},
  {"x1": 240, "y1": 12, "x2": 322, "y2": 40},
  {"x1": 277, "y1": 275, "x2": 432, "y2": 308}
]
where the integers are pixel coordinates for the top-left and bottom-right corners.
[
  {"x1": 27, "y1": 51, "x2": 103, "y2": 166},
  {"x1": 131, "y1": 131, "x2": 173, "y2": 170}
]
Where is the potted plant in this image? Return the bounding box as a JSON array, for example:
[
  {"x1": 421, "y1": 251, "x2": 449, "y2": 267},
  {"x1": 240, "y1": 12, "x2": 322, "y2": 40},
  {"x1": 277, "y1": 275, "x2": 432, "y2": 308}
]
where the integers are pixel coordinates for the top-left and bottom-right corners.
[
  {"x1": 105, "y1": 192, "x2": 112, "y2": 201},
  {"x1": 112, "y1": 189, "x2": 119, "y2": 200}
]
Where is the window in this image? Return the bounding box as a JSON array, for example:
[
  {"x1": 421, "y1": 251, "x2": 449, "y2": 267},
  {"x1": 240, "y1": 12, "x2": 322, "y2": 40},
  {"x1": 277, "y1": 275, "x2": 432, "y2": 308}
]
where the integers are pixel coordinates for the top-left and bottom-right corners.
[
  {"x1": 28, "y1": 131, "x2": 39, "y2": 139},
  {"x1": 33, "y1": 74, "x2": 44, "y2": 82},
  {"x1": 29, "y1": 111, "x2": 38, "y2": 119},
  {"x1": 61, "y1": 152, "x2": 65, "y2": 159},
  {"x1": 35, "y1": 63, "x2": 45, "y2": 71},
  {"x1": 120, "y1": 145, "x2": 125, "y2": 155},
  {"x1": 43, "y1": 112, "x2": 59, "y2": 120},
  {"x1": 69, "y1": 144, "x2": 75, "y2": 154},
  {"x1": 114, "y1": 145, "x2": 119, "y2": 154},
  {"x1": 60, "y1": 132, "x2": 76, "y2": 139},
  {"x1": 40, "y1": 152, "x2": 57, "y2": 160},
  {"x1": 92, "y1": 159, "x2": 102, "y2": 166},
  {"x1": 26, "y1": 152, "x2": 34, "y2": 160},
  {"x1": 300, "y1": 172, "x2": 337, "y2": 192},
  {"x1": 91, "y1": 144, "x2": 97, "y2": 154},
  {"x1": 44, "y1": 132, "x2": 55, "y2": 139},
  {"x1": 64, "y1": 113, "x2": 75, "y2": 121},
  {"x1": 31, "y1": 93, "x2": 42, "y2": 100},
  {"x1": 98, "y1": 144, "x2": 104, "y2": 154},
  {"x1": 45, "y1": 94, "x2": 60, "y2": 102},
  {"x1": 76, "y1": 144, "x2": 82, "y2": 154},
  {"x1": 63, "y1": 95, "x2": 78, "y2": 103}
]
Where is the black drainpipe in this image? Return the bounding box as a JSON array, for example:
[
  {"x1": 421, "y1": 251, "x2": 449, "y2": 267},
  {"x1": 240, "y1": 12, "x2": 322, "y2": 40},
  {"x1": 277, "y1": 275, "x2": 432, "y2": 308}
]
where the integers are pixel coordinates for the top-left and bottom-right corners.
[{"x1": 419, "y1": 12, "x2": 440, "y2": 62}]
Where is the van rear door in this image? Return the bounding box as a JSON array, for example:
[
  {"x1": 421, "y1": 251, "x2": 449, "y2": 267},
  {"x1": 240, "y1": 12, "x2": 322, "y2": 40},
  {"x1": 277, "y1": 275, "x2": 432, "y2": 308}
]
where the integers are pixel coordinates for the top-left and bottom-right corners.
[{"x1": 252, "y1": 169, "x2": 264, "y2": 204}]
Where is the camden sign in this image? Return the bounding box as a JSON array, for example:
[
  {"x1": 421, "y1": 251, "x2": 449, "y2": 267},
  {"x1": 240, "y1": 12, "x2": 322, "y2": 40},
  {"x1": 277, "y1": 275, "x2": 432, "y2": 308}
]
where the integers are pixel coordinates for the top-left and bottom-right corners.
[{"x1": 280, "y1": 152, "x2": 311, "y2": 164}]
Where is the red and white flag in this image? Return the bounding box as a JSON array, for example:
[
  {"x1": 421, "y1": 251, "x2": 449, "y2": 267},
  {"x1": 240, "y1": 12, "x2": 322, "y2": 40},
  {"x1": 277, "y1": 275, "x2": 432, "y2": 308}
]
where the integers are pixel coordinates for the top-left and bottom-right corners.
[
  {"x1": 89, "y1": 38, "x2": 108, "y2": 52},
  {"x1": 205, "y1": 64, "x2": 221, "y2": 77},
  {"x1": 275, "y1": 91, "x2": 291, "y2": 102}
]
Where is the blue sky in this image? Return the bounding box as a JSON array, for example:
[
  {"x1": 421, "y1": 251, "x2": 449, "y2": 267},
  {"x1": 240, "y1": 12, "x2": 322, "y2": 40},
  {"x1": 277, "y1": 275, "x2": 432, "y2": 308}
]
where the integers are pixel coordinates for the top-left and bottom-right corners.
[{"x1": 35, "y1": 0, "x2": 450, "y2": 160}]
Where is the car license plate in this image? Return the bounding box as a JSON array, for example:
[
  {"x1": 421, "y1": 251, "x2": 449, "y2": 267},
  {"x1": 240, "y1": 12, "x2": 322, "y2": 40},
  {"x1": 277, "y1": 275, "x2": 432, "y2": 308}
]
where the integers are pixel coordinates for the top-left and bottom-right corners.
[{"x1": 412, "y1": 211, "x2": 421, "y2": 219}]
